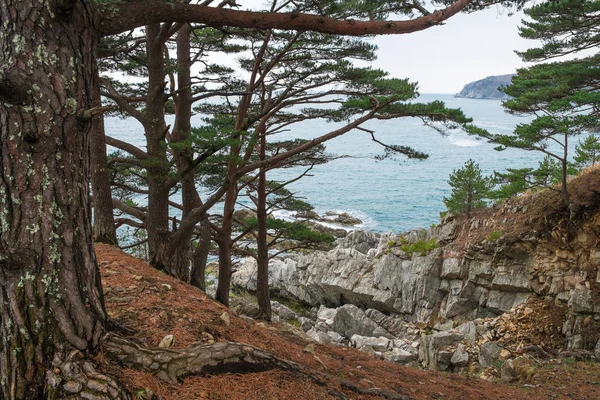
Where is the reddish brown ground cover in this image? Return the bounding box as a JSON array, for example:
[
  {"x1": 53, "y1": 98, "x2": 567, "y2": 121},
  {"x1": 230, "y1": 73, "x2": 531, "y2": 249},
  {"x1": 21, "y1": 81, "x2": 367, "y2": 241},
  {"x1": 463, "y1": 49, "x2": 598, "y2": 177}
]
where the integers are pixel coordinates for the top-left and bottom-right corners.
[{"x1": 95, "y1": 244, "x2": 600, "y2": 399}]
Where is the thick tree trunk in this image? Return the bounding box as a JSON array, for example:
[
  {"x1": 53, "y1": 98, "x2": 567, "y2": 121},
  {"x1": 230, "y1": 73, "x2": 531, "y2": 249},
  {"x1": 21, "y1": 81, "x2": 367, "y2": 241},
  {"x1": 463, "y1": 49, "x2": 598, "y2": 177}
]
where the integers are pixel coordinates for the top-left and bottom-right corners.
[
  {"x1": 91, "y1": 72, "x2": 118, "y2": 245},
  {"x1": 0, "y1": 1, "x2": 106, "y2": 397},
  {"x1": 167, "y1": 23, "x2": 215, "y2": 284},
  {"x1": 143, "y1": 24, "x2": 172, "y2": 272}
]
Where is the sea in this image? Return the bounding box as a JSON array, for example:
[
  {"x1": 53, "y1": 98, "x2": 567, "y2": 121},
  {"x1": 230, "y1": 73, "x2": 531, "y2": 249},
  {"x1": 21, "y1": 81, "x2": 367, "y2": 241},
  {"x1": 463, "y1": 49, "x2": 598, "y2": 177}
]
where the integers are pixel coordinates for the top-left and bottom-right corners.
[{"x1": 104, "y1": 93, "x2": 544, "y2": 234}]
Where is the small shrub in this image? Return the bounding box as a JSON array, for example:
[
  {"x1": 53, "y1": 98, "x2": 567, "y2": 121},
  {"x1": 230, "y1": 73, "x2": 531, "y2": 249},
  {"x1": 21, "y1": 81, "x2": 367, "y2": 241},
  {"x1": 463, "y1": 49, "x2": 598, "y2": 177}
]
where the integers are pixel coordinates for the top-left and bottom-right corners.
[
  {"x1": 487, "y1": 230, "x2": 502, "y2": 241},
  {"x1": 400, "y1": 238, "x2": 439, "y2": 256}
]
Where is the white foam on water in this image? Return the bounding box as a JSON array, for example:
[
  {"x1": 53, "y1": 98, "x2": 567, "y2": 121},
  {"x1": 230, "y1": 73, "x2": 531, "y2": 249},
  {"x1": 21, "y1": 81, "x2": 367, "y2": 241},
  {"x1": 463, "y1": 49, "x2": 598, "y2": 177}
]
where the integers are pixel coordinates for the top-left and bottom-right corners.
[{"x1": 448, "y1": 132, "x2": 482, "y2": 147}]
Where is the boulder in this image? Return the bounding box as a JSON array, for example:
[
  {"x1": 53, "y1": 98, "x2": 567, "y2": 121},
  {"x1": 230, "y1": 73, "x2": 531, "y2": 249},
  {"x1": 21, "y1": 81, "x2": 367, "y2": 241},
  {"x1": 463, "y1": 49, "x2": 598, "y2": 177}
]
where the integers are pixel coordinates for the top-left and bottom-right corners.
[
  {"x1": 569, "y1": 288, "x2": 594, "y2": 314},
  {"x1": 294, "y1": 210, "x2": 320, "y2": 220},
  {"x1": 430, "y1": 331, "x2": 465, "y2": 347},
  {"x1": 419, "y1": 331, "x2": 464, "y2": 371},
  {"x1": 450, "y1": 344, "x2": 469, "y2": 366},
  {"x1": 486, "y1": 291, "x2": 530, "y2": 313},
  {"x1": 158, "y1": 334, "x2": 174, "y2": 348},
  {"x1": 437, "y1": 350, "x2": 454, "y2": 371},
  {"x1": 273, "y1": 302, "x2": 298, "y2": 320},
  {"x1": 338, "y1": 230, "x2": 380, "y2": 254},
  {"x1": 350, "y1": 335, "x2": 391, "y2": 352},
  {"x1": 457, "y1": 321, "x2": 477, "y2": 343},
  {"x1": 331, "y1": 212, "x2": 363, "y2": 226},
  {"x1": 595, "y1": 337, "x2": 600, "y2": 360},
  {"x1": 365, "y1": 309, "x2": 410, "y2": 337},
  {"x1": 384, "y1": 348, "x2": 415, "y2": 365},
  {"x1": 327, "y1": 331, "x2": 345, "y2": 344},
  {"x1": 501, "y1": 359, "x2": 516, "y2": 383},
  {"x1": 328, "y1": 304, "x2": 393, "y2": 339},
  {"x1": 478, "y1": 342, "x2": 502, "y2": 368},
  {"x1": 306, "y1": 328, "x2": 331, "y2": 344},
  {"x1": 316, "y1": 305, "x2": 338, "y2": 324},
  {"x1": 299, "y1": 317, "x2": 315, "y2": 332}
]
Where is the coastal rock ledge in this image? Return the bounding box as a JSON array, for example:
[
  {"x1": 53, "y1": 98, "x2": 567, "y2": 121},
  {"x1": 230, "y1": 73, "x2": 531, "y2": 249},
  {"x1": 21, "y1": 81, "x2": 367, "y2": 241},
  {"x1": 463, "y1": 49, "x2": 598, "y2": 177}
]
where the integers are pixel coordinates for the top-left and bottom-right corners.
[{"x1": 232, "y1": 206, "x2": 600, "y2": 372}]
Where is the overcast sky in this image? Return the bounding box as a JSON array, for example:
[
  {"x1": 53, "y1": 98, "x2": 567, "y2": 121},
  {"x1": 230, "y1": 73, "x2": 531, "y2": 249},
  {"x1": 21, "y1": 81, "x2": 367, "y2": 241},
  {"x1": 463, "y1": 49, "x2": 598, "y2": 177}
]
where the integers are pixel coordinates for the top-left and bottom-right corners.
[
  {"x1": 371, "y1": 7, "x2": 533, "y2": 93},
  {"x1": 238, "y1": 1, "x2": 535, "y2": 94}
]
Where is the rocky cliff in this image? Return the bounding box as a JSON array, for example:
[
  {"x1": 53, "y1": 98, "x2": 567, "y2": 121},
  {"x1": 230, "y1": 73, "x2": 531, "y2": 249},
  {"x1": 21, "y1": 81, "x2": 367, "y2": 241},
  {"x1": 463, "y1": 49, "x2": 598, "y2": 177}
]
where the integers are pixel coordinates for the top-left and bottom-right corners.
[
  {"x1": 231, "y1": 170, "x2": 600, "y2": 376},
  {"x1": 455, "y1": 74, "x2": 515, "y2": 100}
]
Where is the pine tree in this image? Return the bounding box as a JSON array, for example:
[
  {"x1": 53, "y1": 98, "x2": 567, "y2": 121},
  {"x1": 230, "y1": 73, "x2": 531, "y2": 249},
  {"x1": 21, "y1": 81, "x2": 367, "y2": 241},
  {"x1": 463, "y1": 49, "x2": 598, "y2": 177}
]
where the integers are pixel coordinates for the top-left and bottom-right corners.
[
  {"x1": 473, "y1": 0, "x2": 600, "y2": 207},
  {"x1": 573, "y1": 135, "x2": 600, "y2": 171},
  {"x1": 444, "y1": 160, "x2": 493, "y2": 217},
  {"x1": 491, "y1": 155, "x2": 563, "y2": 201}
]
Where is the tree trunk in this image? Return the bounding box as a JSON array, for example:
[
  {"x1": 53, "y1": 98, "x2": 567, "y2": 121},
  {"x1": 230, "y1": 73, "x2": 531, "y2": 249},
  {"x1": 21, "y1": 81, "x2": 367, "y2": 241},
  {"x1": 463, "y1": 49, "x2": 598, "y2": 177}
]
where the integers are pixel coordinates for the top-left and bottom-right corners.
[
  {"x1": 256, "y1": 119, "x2": 271, "y2": 321},
  {"x1": 0, "y1": 1, "x2": 106, "y2": 397},
  {"x1": 215, "y1": 193, "x2": 235, "y2": 306},
  {"x1": 562, "y1": 133, "x2": 571, "y2": 208},
  {"x1": 143, "y1": 23, "x2": 172, "y2": 272},
  {"x1": 168, "y1": 23, "x2": 214, "y2": 284},
  {"x1": 91, "y1": 72, "x2": 118, "y2": 245},
  {"x1": 190, "y1": 218, "x2": 211, "y2": 291}
]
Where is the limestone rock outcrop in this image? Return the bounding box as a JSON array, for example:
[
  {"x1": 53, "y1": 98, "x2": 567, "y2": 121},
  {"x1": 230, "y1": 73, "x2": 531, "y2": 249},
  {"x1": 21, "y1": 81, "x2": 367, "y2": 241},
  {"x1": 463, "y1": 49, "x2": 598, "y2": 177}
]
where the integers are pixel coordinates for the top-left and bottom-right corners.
[
  {"x1": 233, "y1": 225, "x2": 533, "y2": 325},
  {"x1": 232, "y1": 205, "x2": 600, "y2": 373}
]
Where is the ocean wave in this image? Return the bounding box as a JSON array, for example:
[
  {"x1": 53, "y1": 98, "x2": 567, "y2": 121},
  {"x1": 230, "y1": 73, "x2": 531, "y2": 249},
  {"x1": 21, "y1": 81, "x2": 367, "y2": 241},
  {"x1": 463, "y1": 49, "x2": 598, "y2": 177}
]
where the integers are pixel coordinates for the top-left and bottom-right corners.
[
  {"x1": 448, "y1": 133, "x2": 481, "y2": 147},
  {"x1": 272, "y1": 208, "x2": 378, "y2": 232}
]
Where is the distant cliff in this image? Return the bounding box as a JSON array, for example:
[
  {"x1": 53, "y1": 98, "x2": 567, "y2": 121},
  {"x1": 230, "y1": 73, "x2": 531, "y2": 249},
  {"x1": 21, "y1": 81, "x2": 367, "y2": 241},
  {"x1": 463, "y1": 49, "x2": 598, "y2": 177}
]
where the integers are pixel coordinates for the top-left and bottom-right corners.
[{"x1": 455, "y1": 74, "x2": 515, "y2": 100}]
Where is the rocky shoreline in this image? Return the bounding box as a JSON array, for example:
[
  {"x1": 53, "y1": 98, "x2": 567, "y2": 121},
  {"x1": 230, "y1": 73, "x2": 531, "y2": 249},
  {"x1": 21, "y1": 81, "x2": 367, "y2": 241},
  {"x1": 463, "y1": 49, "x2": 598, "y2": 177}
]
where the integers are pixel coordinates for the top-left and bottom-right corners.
[{"x1": 229, "y1": 209, "x2": 600, "y2": 381}]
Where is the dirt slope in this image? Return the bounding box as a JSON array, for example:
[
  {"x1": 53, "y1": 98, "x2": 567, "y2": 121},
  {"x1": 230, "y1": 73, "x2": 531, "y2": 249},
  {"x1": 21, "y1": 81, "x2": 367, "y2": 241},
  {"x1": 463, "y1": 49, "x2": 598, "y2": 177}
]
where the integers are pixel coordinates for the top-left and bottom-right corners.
[{"x1": 95, "y1": 244, "x2": 600, "y2": 400}]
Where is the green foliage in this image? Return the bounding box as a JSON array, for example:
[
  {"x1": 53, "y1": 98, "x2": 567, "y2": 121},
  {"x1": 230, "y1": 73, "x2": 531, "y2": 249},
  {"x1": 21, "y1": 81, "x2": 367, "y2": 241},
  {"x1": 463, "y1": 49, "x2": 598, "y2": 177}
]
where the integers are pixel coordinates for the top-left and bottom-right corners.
[
  {"x1": 475, "y1": 0, "x2": 600, "y2": 205},
  {"x1": 518, "y1": 0, "x2": 600, "y2": 61},
  {"x1": 399, "y1": 238, "x2": 439, "y2": 256},
  {"x1": 491, "y1": 155, "x2": 563, "y2": 201},
  {"x1": 573, "y1": 135, "x2": 600, "y2": 170},
  {"x1": 243, "y1": 217, "x2": 334, "y2": 245},
  {"x1": 386, "y1": 236, "x2": 438, "y2": 256},
  {"x1": 443, "y1": 160, "x2": 493, "y2": 217},
  {"x1": 487, "y1": 230, "x2": 502, "y2": 241}
]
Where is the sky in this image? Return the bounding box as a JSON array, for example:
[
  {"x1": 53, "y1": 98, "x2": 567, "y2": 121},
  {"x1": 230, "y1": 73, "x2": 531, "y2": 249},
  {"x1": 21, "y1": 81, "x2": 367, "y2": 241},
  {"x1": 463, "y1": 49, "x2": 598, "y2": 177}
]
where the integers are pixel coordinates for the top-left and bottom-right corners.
[
  {"x1": 372, "y1": 7, "x2": 533, "y2": 93},
  {"x1": 237, "y1": 1, "x2": 535, "y2": 94}
]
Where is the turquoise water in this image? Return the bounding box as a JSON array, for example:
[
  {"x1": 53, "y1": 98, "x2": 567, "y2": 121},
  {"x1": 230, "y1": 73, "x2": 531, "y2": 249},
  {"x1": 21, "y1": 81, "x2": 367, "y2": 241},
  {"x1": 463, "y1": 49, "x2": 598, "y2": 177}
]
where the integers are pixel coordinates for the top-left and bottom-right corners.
[{"x1": 104, "y1": 94, "x2": 541, "y2": 233}]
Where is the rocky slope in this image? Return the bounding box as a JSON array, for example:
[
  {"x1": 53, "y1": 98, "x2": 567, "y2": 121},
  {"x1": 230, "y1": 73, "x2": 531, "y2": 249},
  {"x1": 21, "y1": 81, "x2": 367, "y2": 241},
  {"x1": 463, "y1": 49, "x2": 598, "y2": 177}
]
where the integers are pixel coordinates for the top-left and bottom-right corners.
[
  {"x1": 96, "y1": 243, "x2": 600, "y2": 399},
  {"x1": 97, "y1": 244, "x2": 565, "y2": 400},
  {"x1": 455, "y1": 74, "x2": 515, "y2": 99},
  {"x1": 232, "y1": 169, "x2": 600, "y2": 378}
]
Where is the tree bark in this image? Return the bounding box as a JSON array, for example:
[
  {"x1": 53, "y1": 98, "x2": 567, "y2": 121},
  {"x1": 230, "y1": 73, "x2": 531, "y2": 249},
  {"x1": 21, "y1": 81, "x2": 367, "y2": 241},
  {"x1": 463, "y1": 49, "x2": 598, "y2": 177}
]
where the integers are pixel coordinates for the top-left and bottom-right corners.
[
  {"x1": 190, "y1": 218, "x2": 211, "y2": 290},
  {"x1": 143, "y1": 23, "x2": 172, "y2": 272},
  {"x1": 91, "y1": 72, "x2": 118, "y2": 245},
  {"x1": 256, "y1": 118, "x2": 271, "y2": 321},
  {"x1": 215, "y1": 191, "x2": 235, "y2": 306},
  {"x1": 168, "y1": 23, "x2": 213, "y2": 284},
  {"x1": 0, "y1": 1, "x2": 106, "y2": 397},
  {"x1": 562, "y1": 132, "x2": 571, "y2": 208}
]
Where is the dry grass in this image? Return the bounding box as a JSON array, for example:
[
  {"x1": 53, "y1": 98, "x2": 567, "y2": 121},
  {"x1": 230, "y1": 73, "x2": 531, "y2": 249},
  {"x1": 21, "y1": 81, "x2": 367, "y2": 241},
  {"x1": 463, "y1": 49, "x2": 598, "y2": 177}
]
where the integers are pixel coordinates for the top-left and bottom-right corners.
[{"x1": 449, "y1": 169, "x2": 600, "y2": 253}]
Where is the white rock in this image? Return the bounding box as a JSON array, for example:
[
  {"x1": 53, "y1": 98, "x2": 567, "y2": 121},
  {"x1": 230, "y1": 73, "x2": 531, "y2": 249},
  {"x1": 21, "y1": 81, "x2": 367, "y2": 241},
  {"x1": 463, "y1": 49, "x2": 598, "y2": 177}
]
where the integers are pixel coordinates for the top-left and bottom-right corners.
[
  {"x1": 158, "y1": 334, "x2": 174, "y2": 348},
  {"x1": 350, "y1": 335, "x2": 391, "y2": 352},
  {"x1": 384, "y1": 348, "x2": 414, "y2": 364}
]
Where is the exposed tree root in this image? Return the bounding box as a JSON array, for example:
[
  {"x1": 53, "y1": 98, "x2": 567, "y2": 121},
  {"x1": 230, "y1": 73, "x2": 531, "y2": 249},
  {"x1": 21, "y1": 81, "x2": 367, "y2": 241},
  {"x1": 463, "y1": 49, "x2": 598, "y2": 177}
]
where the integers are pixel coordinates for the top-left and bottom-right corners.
[
  {"x1": 45, "y1": 347, "x2": 131, "y2": 400},
  {"x1": 102, "y1": 333, "x2": 412, "y2": 399},
  {"x1": 103, "y1": 333, "x2": 303, "y2": 384}
]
